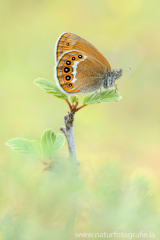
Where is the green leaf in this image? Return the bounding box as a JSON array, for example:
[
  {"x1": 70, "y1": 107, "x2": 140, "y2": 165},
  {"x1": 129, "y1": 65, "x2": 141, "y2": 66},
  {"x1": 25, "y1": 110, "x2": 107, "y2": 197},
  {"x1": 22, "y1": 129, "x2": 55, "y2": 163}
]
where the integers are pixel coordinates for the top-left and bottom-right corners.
[
  {"x1": 70, "y1": 95, "x2": 78, "y2": 104},
  {"x1": 34, "y1": 78, "x2": 68, "y2": 100},
  {"x1": 52, "y1": 134, "x2": 65, "y2": 154},
  {"x1": 83, "y1": 89, "x2": 122, "y2": 105},
  {"x1": 41, "y1": 129, "x2": 65, "y2": 159},
  {"x1": 5, "y1": 138, "x2": 42, "y2": 159},
  {"x1": 41, "y1": 130, "x2": 56, "y2": 158},
  {"x1": 30, "y1": 140, "x2": 42, "y2": 159}
]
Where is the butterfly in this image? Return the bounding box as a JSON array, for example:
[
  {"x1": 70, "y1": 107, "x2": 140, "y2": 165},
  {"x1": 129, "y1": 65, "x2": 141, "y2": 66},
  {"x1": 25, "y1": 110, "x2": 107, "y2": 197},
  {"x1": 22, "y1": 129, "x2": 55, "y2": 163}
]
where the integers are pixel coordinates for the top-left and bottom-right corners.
[{"x1": 54, "y1": 32, "x2": 131, "y2": 96}]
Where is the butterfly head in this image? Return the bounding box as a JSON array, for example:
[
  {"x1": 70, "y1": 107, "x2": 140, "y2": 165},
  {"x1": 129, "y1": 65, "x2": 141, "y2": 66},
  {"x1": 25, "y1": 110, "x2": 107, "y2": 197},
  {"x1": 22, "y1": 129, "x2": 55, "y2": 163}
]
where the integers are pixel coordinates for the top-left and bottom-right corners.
[{"x1": 103, "y1": 67, "x2": 131, "y2": 89}]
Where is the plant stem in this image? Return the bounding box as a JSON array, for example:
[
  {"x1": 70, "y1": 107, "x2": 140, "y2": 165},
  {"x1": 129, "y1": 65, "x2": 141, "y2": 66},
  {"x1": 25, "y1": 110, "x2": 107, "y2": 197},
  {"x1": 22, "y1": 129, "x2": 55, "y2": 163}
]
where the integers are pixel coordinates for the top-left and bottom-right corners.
[
  {"x1": 65, "y1": 99, "x2": 72, "y2": 111},
  {"x1": 60, "y1": 112, "x2": 80, "y2": 173},
  {"x1": 75, "y1": 104, "x2": 86, "y2": 112}
]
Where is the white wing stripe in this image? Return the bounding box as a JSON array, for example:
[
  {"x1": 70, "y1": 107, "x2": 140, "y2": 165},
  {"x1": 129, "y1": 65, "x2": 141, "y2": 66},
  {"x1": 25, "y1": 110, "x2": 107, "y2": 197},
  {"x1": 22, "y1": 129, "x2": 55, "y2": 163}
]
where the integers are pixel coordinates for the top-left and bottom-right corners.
[{"x1": 72, "y1": 55, "x2": 87, "y2": 83}]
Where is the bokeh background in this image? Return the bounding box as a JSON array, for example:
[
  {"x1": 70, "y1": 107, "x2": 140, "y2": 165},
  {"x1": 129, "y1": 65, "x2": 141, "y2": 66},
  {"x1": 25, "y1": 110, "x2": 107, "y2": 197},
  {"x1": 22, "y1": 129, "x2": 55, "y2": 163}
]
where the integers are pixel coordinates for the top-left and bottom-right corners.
[{"x1": 1, "y1": 0, "x2": 160, "y2": 239}]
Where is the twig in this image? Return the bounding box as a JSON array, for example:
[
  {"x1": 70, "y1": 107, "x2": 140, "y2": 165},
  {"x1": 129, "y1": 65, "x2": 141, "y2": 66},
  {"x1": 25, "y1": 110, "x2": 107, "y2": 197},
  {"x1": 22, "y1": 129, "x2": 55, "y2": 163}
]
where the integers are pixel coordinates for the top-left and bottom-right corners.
[
  {"x1": 60, "y1": 112, "x2": 80, "y2": 173},
  {"x1": 65, "y1": 99, "x2": 72, "y2": 111},
  {"x1": 75, "y1": 104, "x2": 86, "y2": 112}
]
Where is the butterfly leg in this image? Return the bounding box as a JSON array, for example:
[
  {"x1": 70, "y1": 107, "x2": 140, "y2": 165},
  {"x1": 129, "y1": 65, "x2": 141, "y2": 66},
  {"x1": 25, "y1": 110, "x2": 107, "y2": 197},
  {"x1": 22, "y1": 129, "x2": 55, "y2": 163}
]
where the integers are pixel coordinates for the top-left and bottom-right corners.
[
  {"x1": 112, "y1": 82, "x2": 118, "y2": 102},
  {"x1": 98, "y1": 87, "x2": 102, "y2": 103}
]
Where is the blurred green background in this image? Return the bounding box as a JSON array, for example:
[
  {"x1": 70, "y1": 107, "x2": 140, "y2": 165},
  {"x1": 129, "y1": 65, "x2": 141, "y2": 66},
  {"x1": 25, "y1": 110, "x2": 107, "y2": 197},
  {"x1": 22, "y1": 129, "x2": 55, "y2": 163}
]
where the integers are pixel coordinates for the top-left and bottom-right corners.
[{"x1": 1, "y1": 0, "x2": 160, "y2": 239}]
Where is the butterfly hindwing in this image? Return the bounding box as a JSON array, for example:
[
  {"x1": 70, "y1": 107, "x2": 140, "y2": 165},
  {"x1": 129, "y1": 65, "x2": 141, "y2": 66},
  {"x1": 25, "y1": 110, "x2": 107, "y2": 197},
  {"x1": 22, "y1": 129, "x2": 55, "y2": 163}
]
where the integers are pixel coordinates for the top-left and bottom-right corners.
[
  {"x1": 55, "y1": 32, "x2": 111, "y2": 70},
  {"x1": 55, "y1": 51, "x2": 107, "y2": 95}
]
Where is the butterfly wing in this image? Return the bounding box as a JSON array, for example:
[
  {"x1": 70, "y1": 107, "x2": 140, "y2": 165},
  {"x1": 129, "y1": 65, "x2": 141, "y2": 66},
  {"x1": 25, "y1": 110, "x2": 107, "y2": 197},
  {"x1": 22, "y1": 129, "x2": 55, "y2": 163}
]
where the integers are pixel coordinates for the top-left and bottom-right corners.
[
  {"x1": 55, "y1": 32, "x2": 111, "y2": 70},
  {"x1": 55, "y1": 51, "x2": 107, "y2": 95}
]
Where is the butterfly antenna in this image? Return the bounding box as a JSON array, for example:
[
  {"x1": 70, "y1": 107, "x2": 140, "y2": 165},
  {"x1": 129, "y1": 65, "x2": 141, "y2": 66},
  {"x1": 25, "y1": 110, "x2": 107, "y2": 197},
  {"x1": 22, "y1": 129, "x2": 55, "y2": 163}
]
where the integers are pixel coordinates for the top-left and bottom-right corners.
[
  {"x1": 121, "y1": 66, "x2": 131, "y2": 71},
  {"x1": 121, "y1": 67, "x2": 132, "y2": 76}
]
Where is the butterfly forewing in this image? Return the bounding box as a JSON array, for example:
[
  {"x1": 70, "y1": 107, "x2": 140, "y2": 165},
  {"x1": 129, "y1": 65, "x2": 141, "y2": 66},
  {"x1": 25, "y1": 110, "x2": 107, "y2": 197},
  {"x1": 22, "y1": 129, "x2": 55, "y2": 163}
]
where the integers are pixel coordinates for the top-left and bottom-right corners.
[
  {"x1": 55, "y1": 51, "x2": 107, "y2": 94},
  {"x1": 55, "y1": 32, "x2": 111, "y2": 70}
]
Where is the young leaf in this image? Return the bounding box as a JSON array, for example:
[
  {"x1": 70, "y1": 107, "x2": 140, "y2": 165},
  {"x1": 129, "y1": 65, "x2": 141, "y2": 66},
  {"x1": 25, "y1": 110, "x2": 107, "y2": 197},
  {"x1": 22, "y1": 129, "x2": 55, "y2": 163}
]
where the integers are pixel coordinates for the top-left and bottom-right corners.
[
  {"x1": 41, "y1": 129, "x2": 65, "y2": 159},
  {"x1": 52, "y1": 134, "x2": 65, "y2": 154},
  {"x1": 83, "y1": 89, "x2": 122, "y2": 105},
  {"x1": 34, "y1": 78, "x2": 68, "y2": 100},
  {"x1": 5, "y1": 138, "x2": 42, "y2": 159},
  {"x1": 41, "y1": 129, "x2": 56, "y2": 158},
  {"x1": 30, "y1": 140, "x2": 42, "y2": 159},
  {"x1": 70, "y1": 95, "x2": 78, "y2": 104}
]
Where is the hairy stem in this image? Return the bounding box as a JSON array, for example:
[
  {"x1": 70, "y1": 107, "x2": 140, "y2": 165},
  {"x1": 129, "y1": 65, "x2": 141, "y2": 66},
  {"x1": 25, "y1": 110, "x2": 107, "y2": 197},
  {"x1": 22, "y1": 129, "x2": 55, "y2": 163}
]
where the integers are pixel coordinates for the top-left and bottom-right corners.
[{"x1": 60, "y1": 112, "x2": 80, "y2": 173}]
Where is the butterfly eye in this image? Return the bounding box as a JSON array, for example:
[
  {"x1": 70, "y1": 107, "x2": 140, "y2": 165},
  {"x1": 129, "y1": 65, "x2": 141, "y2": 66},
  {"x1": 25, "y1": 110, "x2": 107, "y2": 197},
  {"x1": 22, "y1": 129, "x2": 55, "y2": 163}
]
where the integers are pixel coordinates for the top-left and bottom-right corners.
[
  {"x1": 66, "y1": 43, "x2": 70, "y2": 46},
  {"x1": 66, "y1": 60, "x2": 71, "y2": 65},
  {"x1": 72, "y1": 57, "x2": 75, "y2": 60},
  {"x1": 64, "y1": 67, "x2": 70, "y2": 73},
  {"x1": 78, "y1": 55, "x2": 83, "y2": 59}
]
